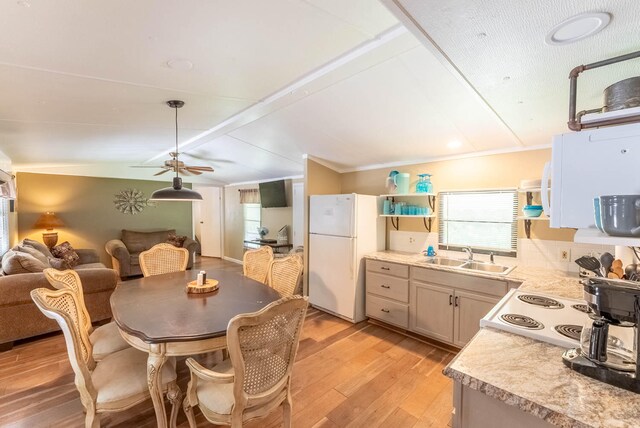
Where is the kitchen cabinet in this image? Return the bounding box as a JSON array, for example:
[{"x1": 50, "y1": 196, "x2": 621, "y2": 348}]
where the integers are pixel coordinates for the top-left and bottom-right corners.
[
  {"x1": 365, "y1": 260, "x2": 409, "y2": 329},
  {"x1": 453, "y1": 290, "x2": 500, "y2": 347},
  {"x1": 411, "y1": 281, "x2": 454, "y2": 342},
  {"x1": 409, "y1": 266, "x2": 505, "y2": 347}
]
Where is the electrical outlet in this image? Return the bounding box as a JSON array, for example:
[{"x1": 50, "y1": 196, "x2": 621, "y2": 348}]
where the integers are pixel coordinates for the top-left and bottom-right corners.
[{"x1": 559, "y1": 248, "x2": 571, "y2": 261}]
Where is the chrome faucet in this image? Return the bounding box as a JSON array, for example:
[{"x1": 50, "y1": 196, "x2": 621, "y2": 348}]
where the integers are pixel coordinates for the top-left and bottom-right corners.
[
  {"x1": 463, "y1": 246, "x2": 473, "y2": 261},
  {"x1": 489, "y1": 252, "x2": 495, "y2": 264}
]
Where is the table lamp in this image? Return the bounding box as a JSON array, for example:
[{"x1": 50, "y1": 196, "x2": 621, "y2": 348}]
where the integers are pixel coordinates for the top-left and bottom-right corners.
[{"x1": 33, "y1": 212, "x2": 65, "y2": 249}]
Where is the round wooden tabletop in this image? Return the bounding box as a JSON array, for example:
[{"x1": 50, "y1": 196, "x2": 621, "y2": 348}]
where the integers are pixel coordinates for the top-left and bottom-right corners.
[{"x1": 110, "y1": 269, "x2": 282, "y2": 343}]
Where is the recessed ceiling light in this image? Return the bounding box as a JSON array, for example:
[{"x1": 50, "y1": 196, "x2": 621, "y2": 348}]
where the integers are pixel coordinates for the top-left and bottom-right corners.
[
  {"x1": 545, "y1": 12, "x2": 611, "y2": 46},
  {"x1": 166, "y1": 58, "x2": 193, "y2": 71},
  {"x1": 17, "y1": 0, "x2": 31, "y2": 7},
  {"x1": 448, "y1": 140, "x2": 462, "y2": 149}
]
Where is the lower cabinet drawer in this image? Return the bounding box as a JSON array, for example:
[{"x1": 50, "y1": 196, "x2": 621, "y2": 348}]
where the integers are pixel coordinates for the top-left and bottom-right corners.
[
  {"x1": 366, "y1": 294, "x2": 409, "y2": 329},
  {"x1": 366, "y1": 272, "x2": 409, "y2": 303}
]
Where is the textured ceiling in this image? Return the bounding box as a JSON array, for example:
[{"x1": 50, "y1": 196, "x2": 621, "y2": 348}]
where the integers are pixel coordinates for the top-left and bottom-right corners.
[
  {"x1": 2, "y1": 0, "x2": 638, "y2": 185},
  {"x1": 392, "y1": 0, "x2": 640, "y2": 146}
]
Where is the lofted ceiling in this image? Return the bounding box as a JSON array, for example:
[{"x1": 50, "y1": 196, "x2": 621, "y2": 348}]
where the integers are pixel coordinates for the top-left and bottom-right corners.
[{"x1": 1, "y1": 0, "x2": 638, "y2": 185}]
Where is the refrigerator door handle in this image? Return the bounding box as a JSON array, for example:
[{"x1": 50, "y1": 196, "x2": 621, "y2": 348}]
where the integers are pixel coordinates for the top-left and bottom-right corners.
[{"x1": 541, "y1": 161, "x2": 552, "y2": 217}]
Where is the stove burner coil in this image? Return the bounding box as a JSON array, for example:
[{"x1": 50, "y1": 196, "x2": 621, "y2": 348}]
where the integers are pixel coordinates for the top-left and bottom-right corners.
[
  {"x1": 500, "y1": 313, "x2": 544, "y2": 330},
  {"x1": 554, "y1": 324, "x2": 583, "y2": 341},
  {"x1": 517, "y1": 294, "x2": 564, "y2": 309},
  {"x1": 571, "y1": 304, "x2": 590, "y2": 314}
]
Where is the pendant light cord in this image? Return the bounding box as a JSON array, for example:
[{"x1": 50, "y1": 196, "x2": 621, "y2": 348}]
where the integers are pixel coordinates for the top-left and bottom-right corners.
[{"x1": 175, "y1": 105, "x2": 179, "y2": 179}]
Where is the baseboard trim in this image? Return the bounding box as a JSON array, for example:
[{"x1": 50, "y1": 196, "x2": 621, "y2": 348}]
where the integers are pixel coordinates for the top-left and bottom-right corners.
[{"x1": 223, "y1": 256, "x2": 243, "y2": 265}]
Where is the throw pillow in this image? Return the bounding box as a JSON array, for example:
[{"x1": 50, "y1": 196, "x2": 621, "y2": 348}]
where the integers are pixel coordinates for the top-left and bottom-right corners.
[
  {"x1": 1, "y1": 249, "x2": 49, "y2": 275},
  {"x1": 51, "y1": 241, "x2": 80, "y2": 268},
  {"x1": 48, "y1": 257, "x2": 69, "y2": 270},
  {"x1": 15, "y1": 245, "x2": 50, "y2": 266},
  {"x1": 166, "y1": 233, "x2": 187, "y2": 248},
  {"x1": 22, "y1": 238, "x2": 54, "y2": 259}
]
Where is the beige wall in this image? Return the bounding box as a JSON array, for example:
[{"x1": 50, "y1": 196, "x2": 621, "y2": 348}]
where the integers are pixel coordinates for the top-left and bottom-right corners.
[
  {"x1": 223, "y1": 179, "x2": 296, "y2": 262},
  {"x1": 16, "y1": 172, "x2": 193, "y2": 265},
  {"x1": 341, "y1": 149, "x2": 574, "y2": 241}
]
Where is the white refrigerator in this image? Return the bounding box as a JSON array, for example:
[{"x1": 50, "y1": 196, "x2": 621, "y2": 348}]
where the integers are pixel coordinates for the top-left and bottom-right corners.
[{"x1": 308, "y1": 194, "x2": 385, "y2": 323}]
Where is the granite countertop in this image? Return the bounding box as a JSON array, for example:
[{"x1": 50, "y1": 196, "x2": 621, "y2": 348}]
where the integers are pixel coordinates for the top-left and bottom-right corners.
[{"x1": 364, "y1": 250, "x2": 640, "y2": 428}]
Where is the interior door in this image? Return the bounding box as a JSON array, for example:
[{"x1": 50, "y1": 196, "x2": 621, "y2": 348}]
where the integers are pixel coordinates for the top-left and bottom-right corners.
[{"x1": 193, "y1": 186, "x2": 222, "y2": 258}]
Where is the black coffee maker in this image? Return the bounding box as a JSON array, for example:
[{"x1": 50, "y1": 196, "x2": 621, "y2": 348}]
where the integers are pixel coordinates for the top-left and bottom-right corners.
[{"x1": 562, "y1": 277, "x2": 640, "y2": 393}]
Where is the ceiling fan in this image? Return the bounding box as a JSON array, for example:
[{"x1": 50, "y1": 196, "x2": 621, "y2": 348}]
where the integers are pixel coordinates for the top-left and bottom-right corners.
[{"x1": 132, "y1": 100, "x2": 215, "y2": 176}]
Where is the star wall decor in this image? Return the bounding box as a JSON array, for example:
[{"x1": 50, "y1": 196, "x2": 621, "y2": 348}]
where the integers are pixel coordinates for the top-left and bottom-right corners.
[{"x1": 113, "y1": 188, "x2": 154, "y2": 215}]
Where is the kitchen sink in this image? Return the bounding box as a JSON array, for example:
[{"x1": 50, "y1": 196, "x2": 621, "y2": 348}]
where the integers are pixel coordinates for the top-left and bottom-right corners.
[
  {"x1": 420, "y1": 257, "x2": 467, "y2": 267},
  {"x1": 459, "y1": 261, "x2": 515, "y2": 275}
]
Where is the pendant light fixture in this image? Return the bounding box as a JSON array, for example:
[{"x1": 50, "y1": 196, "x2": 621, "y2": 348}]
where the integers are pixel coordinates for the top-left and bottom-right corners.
[{"x1": 150, "y1": 100, "x2": 203, "y2": 201}]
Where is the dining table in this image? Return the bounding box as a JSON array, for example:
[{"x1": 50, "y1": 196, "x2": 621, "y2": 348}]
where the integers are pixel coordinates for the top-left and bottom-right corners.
[{"x1": 110, "y1": 268, "x2": 283, "y2": 428}]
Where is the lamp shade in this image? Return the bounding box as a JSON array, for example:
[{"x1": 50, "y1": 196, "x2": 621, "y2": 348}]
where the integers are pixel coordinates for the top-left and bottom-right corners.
[
  {"x1": 149, "y1": 177, "x2": 202, "y2": 202},
  {"x1": 34, "y1": 212, "x2": 65, "y2": 230}
]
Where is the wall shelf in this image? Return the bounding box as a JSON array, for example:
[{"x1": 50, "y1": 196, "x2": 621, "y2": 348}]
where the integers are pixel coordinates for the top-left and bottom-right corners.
[
  {"x1": 518, "y1": 188, "x2": 549, "y2": 239},
  {"x1": 381, "y1": 193, "x2": 436, "y2": 231}
]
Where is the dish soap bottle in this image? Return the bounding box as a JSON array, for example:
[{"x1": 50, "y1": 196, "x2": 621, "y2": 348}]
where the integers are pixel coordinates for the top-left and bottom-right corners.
[{"x1": 415, "y1": 174, "x2": 433, "y2": 193}]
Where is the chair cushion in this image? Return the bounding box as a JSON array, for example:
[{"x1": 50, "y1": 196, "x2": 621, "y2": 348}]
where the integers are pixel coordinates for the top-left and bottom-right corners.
[
  {"x1": 50, "y1": 242, "x2": 80, "y2": 268},
  {"x1": 121, "y1": 229, "x2": 175, "y2": 253},
  {"x1": 92, "y1": 347, "x2": 177, "y2": 406},
  {"x1": 1, "y1": 249, "x2": 49, "y2": 274},
  {"x1": 90, "y1": 322, "x2": 129, "y2": 360},
  {"x1": 196, "y1": 359, "x2": 235, "y2": 415}
]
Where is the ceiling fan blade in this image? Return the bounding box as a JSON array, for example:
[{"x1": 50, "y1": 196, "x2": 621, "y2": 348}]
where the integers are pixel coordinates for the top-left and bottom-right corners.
[
  {"x1": 130, "y1": 165, "x2": 166, "y2": 168},
  {"x1": 186, "y1": 166, "x2": 214, "y2": 172},
  {"x1": 184, "y1": 168, "x2": 203, "y2": 175},
  {"x1": 182, "y1": 152, "x2": 234, "y2": 164},
  {"x1": 153, "y1": 169, "x2": 172, "y2": 176}
]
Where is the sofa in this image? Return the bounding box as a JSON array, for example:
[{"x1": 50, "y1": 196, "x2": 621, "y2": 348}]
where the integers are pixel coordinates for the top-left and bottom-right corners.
[
  {"x1": 0, "y1": 239, "x2": 119, "y2": 351},
  {"x1": 105, "y1": 229, "x2": 198, "y2": 279}
]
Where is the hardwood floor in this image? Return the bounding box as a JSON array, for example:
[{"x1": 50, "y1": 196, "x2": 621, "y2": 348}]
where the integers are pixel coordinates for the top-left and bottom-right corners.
[{"x1": 0, "y1": 257, "x2": 455, "y2": 428}]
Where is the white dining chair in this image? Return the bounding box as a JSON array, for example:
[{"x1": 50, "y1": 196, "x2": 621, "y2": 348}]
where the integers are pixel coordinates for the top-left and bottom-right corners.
[
  {"x1": 182, "y1": 295, "x2": 308, "y2": 428},
  {"x1": 242, "y1": 246, "x2": 274, "y2": 284},
  {"x1": 139, "y1": 243, "x2": 189, "y2": 277},
  {"x1": 31, "y1": 287, "x2": 181, "y2": 428},
  {"x1": 43, "y1": 268, "x2": 129, "y2": 361},
  {"x1": 267, "y1": 254, "x2": 303, "y2": 296}
]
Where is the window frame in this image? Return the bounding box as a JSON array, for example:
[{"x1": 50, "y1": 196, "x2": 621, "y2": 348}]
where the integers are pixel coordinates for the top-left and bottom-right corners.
[
  {"x1": 437, "y1": 189, "x2": 518, "y2": 257},
  {"x1": 243, "y1": 203, "x2": 261, "y2": 243},
  {"x1": 0, "y1": 199, "x2": 9, "y2": 256}
]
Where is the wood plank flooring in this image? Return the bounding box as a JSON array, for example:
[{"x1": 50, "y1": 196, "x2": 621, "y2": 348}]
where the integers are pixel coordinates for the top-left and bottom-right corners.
[{"x1": 0, "y1": 257, "x2": 455, "y2": 427}]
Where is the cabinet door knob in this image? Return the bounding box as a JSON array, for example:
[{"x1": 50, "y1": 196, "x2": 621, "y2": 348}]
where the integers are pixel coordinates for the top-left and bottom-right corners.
[
  {"x1": 381, "y1": 267, "x2": 390, "y2": 271},
  {"x1": 449, "y1": 295, "x2": 453, "y2": 306},
  {"x1": 381, "y1": 284, "x2": 391, "y2": 289},
  {"x1": 381, "y1": 308, "x2": 390, "y2": 313}
]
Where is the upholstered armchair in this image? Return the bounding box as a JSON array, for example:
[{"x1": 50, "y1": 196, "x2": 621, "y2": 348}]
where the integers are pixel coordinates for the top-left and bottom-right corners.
[{"x1": 105, "y1": 229, "x2": 197, "y2": 279}]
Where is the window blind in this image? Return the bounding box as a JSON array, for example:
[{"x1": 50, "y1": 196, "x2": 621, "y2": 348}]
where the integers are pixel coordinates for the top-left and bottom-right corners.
[
  {"x1": 438, "y1": 190, "x2": 518, "y2": 255},
  {"x1": 243, "y1": 203, "x2": 261, "y2": 242},
  {"x1": 0, "y1": 199, "x2": 9, "y2": 256}
]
